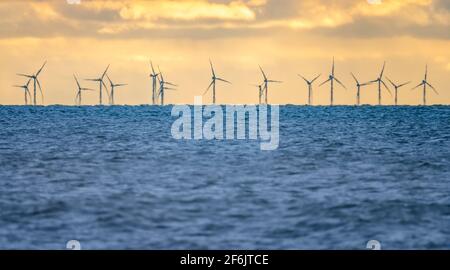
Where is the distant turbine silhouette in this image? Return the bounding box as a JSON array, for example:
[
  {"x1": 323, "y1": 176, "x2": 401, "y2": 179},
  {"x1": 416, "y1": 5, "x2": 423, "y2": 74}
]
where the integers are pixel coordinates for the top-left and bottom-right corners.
[
  {"x1": 204, "y1": 60, "x2": 231, "y2": 104},
  {"x1": 412, "y1": 65, "x2": 437, "y2": 105},
  {"x1": 386, "y1": 77, "x2": 410, "y2": 106},
  {"x1": 319, "y1": 57, "x2": 346, "y2": 106},
  {"x1": 350, "y1": 72, "x2": 371, "y2": 106},
  {"x1": 158, "y1": 67, "x2": 177, "y2": 105},
  {"x1": 259, "y1": 66, "x2": 282, "y2": 104},
  {"x1": 149, "y1": 61, "x2": 159, "y2": 105},
  {"x1": 74, "y1": 74, "x2": 94, "y2": 106},
  {"x1": 17, "y1": 61, "x2": 46, "y2": 106},
  {"x1": 250, "y1": 83, "x2": 264, "y2": 104},
  {"x1": 298, "y1": 74, "x2": 321, "y2": 105},
  {"x1": 13, "y1": 79, "x2": 32, "y2": 105},
  {"x1": 368, "y1": 62, "x2": 391, "y2": 105},
  {"x1": 106, "y1": 75, "x2": 127, "y2": 105},
  {"x1": 86, "y1": 65, "x2": 110, "y2": 105}
]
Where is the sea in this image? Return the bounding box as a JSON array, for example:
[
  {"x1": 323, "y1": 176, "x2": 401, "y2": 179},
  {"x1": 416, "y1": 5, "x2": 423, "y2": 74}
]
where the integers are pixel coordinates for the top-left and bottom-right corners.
[{"x1": 0, "y1": 105, "x2": 449, "y2": 249}]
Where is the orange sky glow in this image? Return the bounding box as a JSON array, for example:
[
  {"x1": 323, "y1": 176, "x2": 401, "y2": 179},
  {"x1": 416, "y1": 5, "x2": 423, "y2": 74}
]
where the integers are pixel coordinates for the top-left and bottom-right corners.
[{"x1": 0, "y1": 0, "x2": 449, "y2": 105}]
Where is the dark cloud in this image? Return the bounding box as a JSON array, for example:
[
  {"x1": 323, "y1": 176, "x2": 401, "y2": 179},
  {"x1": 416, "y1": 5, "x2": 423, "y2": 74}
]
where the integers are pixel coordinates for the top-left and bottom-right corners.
[
  {"x1": 53, "y1": 1, "x2": 121, "y2": 22},
  {"x1": 313, "y1": 16, "x2": 450, "y2": 40},
  {"x1": 433, "y1": 0, "x2": 450, "y2": 11}
]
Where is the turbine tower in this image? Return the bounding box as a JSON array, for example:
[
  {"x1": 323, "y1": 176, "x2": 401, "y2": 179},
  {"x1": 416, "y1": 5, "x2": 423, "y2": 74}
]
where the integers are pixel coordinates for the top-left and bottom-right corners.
[
  {"x1": 259, "y1": 66, "x2": 282, "y2": 104},
  {"x1": 250, "y1": 83, "x2": 264, "y2": 104},
  {"x1": 106, "y1": 75, "x2": 127, "y2": 105},
  {"x1": 350, "y1": 72, "x2": 370, "y2": 106},
  {"x1": 158, "y1": 67, "x2": 177, "y2": 106},
  {"x1": 149, "y1": 61, "x2": 159, "y2": 105},
  {"x1": 298, "y1": 74, "x2": 321, "y2": 105},
  {"x1": 13, "y1": 79, "x2": 32, "y2": 105},
  {"x1": 319, "y1": 58, "x2": 346, "y2": 106},
  {"x1": 86, "y1": 65, "x2": 110, "y2": 105},
  {"x1": 368, "y1": 62, "x2": 391, "y2": 105},
  {"x1": 412, "y1": 65, "x2": 437, "y2": 105},
  {"x1": 74, "y1": 74, "x2": 94, "y2": 106},
  {"x1": 17, "y1": 61, "x2": 46, "y2": 106},
  {"x1": 386, "y1": 77, "x2": 410, "y2": 106},
  {"x1": 204, "y1": 60, "x2": 231, "y2": 104}
]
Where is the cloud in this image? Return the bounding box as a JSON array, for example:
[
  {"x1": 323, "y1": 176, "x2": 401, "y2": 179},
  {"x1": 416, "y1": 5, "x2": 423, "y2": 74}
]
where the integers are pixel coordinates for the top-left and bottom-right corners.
[
  {"x1": 0, "y1": 0, "x2": 448, "y2": 40},
  {"x1": 118, "y1": 0, "x2": 256, "y2": 21}
]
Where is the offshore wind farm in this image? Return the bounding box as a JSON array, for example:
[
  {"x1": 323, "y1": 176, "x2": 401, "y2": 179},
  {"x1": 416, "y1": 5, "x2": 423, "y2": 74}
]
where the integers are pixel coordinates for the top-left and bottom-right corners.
[{"x1": 11, "y1": 59, "x2": 443, "y2": 106}]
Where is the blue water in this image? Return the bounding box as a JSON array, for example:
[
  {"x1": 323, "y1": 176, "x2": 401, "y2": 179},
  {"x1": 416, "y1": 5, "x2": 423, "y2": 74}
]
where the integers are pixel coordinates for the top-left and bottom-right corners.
[{"x1": 0, "y1": 105, "x2": 449, "y2": 250}]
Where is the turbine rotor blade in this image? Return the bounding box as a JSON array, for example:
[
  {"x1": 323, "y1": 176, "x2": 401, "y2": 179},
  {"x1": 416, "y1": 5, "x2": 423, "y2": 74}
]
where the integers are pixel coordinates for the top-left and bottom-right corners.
[
  {"x1": 334, "y1": 77, "x2": 346, "y2": 89},
  {"x1": 298, "y1": 74, "x2": 309, "y2": 84},
  {"x1": 203, "y1": 81, "x2": 214, "y2": 95},
  {"x1": 73, "y1": 74, "x2": 81, "y2": 89},
  {"x1": 209, "y1": 59, "x2": 215, "y2": 77},
  {"x1": 319, "y1": 78, "x2": 331, "y2": 87},
  {"x1": 332, "y1": 57, "x2": 335, "y2": 75},
  {"x1": 398, "y1": 81, "x2": 410, "y2": 88},
  {"x1": 36, "y1": 79, "x2": 44, "y2": 104},
  {"x1": 106, "y1": 74, "x2": 113, "y2": 85},
  {"x1": 411, "y1": 83, "x2": 423, "y2": 90},
  {"x1": 101, "y1": 64, "x2": 110, "y2": 79},
  {"x1": 216, "y1": 78, "x2": 231, "y2": 84},
  {"x1": 385, "y1": 77, "x2": 395, "y2": 88},
  {"x1": 381, "y1": 80, "x2": 392, "y2": 96},
  {"x1": 311, "y1": 74, "x2": 321, "y2": 83},
  {"x1": 426, "y1": 82, "x2": 437, "y2": 94},
  {"x1": 158, "y1": 66, "x2": 164, "y2": 81},
  {"x1": 36, "y1": 61, "x2": 47, "y2": 77},
  {"x1": 350, "y1": 72, "x2": 359, "y2": 85},
  {"x1": 165, "y1": 82, "x2": 178, "y2": 87},
  {"x1": 150, "y1": 61, "x2": 156, "y2": 75},
  {"x1": 258, "y1": 65, "x2": 267, "y2": 80},
  {"x1": 102, "y1": 80, "x2": 111, "y2": 99},
  {"x1": 380, "y1": 61, "x2": 386, "y2": 78},
  {"x1": 17, "y1": 73, "x2": 33, "y2": 78}
]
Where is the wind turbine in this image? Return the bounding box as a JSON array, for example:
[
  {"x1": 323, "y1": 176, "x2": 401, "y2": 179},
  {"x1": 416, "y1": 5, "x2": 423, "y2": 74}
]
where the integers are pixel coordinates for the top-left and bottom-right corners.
[
  {"x1": 250, "y1": 83, "x2": 264, "y2": 104},
  {"x1": 158, "y1": 67, "x2": 177, "y2": 105},
  {"x1": 74, "y1": 74, "x2": 94, "y2": 106},
  {"x1": 86, "y1": 65, "x2": 110, "y2": 105},
  {"x1": 412, "y1": 65, "x2": 437, "y2": 105},
  {"x1": 17, "y1": 61, "x2": 46, "y2": 106},
  {"x1": 106, "y1": 75, "x2": 127, "y2": 105},
  {"x1": 204, "y1": 60, "x2": 231, "y2": 104},
  {"x1": 298, "y1": 74, "x2": 321, "y2": 105},
  {"x1": 259, "y1": 66, "x2": 282, "y2": 104},
  {"x1": 149, "y1": 61, "x2": 159, "y2": 105},
  {"x1": 350, "y1": 73, "x2": 370, "y2": 106},
  {"x1": 319, "y1": 57, "x2": 346, "y2": 106},
  {"x1": 386, "y1": 77, "x2": 410, "y2": 106},
  {"x1": 13, "y1": 79, "x2": 32, "y2": 105},
  {"x1": 368, "y1": 62, "x2": 391, "y2": 105}
]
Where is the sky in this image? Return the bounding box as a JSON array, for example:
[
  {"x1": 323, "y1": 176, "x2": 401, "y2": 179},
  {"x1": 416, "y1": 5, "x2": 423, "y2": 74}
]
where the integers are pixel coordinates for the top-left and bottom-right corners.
[{"x1": 0, "y1": 0, "x2": 449, "y2": 105}]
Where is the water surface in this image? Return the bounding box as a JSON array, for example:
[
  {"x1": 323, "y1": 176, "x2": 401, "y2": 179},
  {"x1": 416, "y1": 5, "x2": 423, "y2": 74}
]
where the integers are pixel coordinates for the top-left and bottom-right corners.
[{"x1": 0, "y1": 105, "x2": 449, "y2": 249}]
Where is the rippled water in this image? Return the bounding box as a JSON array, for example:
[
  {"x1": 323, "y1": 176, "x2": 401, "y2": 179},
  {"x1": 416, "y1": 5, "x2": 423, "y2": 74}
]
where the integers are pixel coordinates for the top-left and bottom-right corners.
[{"x1": 0, "y1": 105, "x2": 449, "y2": 249}]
